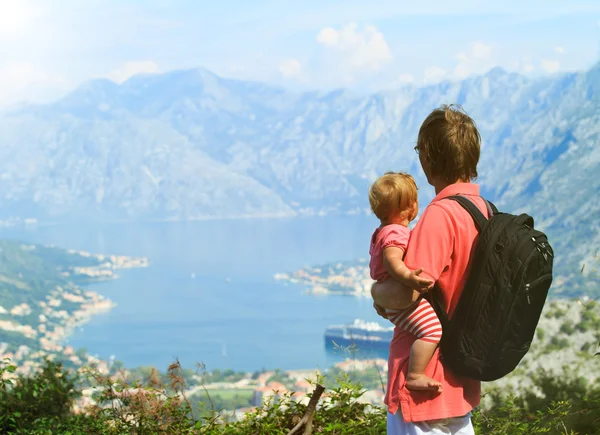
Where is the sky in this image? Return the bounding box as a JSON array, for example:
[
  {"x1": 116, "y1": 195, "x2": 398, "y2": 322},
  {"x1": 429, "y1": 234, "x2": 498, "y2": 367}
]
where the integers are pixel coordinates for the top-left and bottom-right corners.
[{"x1": 1, "y1": 0, "x2": 600, "y2": 106}]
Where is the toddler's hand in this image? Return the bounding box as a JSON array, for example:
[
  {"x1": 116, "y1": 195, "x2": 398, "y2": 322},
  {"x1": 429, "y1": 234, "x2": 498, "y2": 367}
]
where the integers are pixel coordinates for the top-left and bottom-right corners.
[
  {"x1": 373, "y1": 302, "x2": 388, "y2": 319},
  {"x1": 406, "y1": 268, "x2": 434, "y2": 292}
]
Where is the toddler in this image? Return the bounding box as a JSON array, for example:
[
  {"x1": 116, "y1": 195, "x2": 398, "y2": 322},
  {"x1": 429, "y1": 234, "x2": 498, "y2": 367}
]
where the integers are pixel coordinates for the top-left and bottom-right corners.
[{"x1": 368, "y1": 172, "x2": 442, "y2": 393}]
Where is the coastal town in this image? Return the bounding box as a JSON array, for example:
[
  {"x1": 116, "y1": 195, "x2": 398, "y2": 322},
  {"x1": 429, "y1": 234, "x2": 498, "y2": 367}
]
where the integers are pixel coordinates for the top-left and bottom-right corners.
[
  {"x1": 181, "y1": 358, "x2": 387, "y2": 422},
  {"x1": 65, "y1": 250, "x2": 150, "y2": 281},
  {"x1": 0, "y1": 243, "x2": 149, "y2": 380},
  {"x1": 230, "y1": 358, "x2": 386, "y2": 421},
  {"x1": 274, "y1": 259, "x2": 374, "y2": 296}
]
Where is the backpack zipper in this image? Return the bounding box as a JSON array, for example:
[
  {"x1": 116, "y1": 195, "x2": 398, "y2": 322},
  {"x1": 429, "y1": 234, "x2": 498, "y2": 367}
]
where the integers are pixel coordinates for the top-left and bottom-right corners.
[
  {"x1": 534, "y1": 239, "x2": 553, "y2": 261},
  {"x1": 509, "y1": 227, "x2": 546, "y2": 267},
  {"x1": 513, "y1": 242, "x2": 542, "y2": 291},
  {"x1": 512, "y1": 234, "x2": 551, "y2": 287},
  {"x1": 522, "y1": 240, "x2": 552, "y2": 305}
]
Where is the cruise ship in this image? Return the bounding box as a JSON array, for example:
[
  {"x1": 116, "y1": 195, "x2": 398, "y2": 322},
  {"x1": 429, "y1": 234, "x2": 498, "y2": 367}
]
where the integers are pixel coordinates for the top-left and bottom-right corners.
[{"x1": 324, "y1": 319, "x2": 394, "y2": 350}]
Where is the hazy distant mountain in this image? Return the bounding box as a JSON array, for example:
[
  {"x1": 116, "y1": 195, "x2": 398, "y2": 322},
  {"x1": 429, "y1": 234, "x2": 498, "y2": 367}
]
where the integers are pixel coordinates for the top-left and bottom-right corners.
[{"x1": 0, "y1": 63, "x2": 599, "y2": 287}]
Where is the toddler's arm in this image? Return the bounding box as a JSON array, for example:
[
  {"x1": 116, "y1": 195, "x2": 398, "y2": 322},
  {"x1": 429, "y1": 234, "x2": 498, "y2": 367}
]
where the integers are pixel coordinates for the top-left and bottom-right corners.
[{"x1": 383, "y1": 247, "x2": 433, "y2": 291}]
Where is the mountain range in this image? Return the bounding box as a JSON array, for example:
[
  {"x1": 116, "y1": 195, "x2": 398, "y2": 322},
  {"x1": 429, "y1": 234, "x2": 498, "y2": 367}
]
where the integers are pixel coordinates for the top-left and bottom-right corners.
[{"x1": 0, "y1": 63, "x2": 599, "y2": 291}]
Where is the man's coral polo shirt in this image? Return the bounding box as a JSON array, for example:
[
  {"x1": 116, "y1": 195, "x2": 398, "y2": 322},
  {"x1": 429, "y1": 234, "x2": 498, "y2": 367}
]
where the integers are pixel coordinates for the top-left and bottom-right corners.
[{"x1": 384, "y1": 182, "x2": 486, "y2": 422}]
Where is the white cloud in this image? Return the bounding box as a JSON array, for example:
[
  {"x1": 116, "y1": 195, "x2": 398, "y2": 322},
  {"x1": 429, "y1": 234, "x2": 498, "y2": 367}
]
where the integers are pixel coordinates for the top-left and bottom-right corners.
[
  {"x1": 278, "y1": 58, "x2": 303, "y2": 79},
  {"x1": 315, "y1": 23, "x2": 392, "y2": 71},
  {"x1": 454, "y1": 41, "x2": 494, "y2": 79},
  {"x1": 554, "y1": 46, "x2": 566, "y2": 54},
  {"x1": 0, "y1": 62, "x2": 68, "y2": 106},
  {"x1": 471, "y1": 41, "x2": 492, "y2": 59},
  {"x1": 423, "y1": 66, "x2": 447, "y2": 84},
  {"x1": 107, "y1": 60, "x2": 160, "y2": 84},
  {"x1": 316, "y1": 27, "x2": 339, "y2": 47},
  {"x1": 540, "y1": 59, "x2": 561, "y2": 73}
]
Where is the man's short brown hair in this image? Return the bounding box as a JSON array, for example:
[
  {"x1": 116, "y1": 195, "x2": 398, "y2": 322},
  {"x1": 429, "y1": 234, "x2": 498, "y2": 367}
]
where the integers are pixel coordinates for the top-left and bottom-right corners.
[{"x1": 417, "y1": 104, "x2": 480, "y2": 183}]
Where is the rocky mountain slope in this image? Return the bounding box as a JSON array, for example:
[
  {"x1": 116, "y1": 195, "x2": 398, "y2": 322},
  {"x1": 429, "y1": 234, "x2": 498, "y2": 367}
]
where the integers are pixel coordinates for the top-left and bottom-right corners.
[{"x1": 0, "y1": 63, "x2": 599, "y2": 288}]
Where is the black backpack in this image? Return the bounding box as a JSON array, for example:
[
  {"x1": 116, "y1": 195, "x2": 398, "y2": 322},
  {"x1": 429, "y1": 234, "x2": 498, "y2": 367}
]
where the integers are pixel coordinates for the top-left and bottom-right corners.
[{"x1": 428, "y1": 195, "x2": 554, "y2": 382}]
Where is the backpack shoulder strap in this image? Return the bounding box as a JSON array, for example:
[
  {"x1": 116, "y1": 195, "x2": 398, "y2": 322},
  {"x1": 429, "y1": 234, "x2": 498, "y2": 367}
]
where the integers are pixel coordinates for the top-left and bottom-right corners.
[
  {"x1": 486, "y1": 200, "x2": 498, "y2": 216},
  {"x1": 445, "y1": 195, "x2": 488, "y2": 231},
  {"x1": 426, "y1": 286, "x2": 451, "y2": 326},
  {"x1": 429, "y1": 194, "x2": 493, "y2": 321}
]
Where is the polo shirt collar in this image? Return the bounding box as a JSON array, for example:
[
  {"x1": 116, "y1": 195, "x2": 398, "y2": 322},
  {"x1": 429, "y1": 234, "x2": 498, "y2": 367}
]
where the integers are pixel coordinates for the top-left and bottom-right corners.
[{"x1": 431, "y1": 182, "x2": 480, "y2": 204}]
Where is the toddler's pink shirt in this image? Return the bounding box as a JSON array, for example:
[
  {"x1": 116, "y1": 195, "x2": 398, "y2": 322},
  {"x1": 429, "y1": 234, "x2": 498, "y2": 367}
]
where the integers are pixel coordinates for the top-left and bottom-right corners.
[{"x1": 369, "y1": 224, "x2": 411, "y2": 282}]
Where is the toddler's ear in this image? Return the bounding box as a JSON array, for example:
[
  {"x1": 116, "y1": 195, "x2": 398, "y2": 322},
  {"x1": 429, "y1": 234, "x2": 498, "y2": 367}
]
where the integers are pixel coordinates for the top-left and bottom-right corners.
[{"x1": 410, "y1": 201, "x2": 419, "y2": 221}]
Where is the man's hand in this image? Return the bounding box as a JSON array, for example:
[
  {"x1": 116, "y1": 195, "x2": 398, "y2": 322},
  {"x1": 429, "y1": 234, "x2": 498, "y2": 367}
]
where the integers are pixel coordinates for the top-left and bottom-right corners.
[
  {"x1": 405, "y1": 268, "x2": 434, "y2": 292},
  {"x1": 373, "y1": 302, "x2": 388, "y2": 319}
]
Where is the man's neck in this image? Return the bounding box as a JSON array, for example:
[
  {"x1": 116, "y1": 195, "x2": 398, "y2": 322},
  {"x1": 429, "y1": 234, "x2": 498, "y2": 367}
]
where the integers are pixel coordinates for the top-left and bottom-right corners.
[{"x1": 433, "y1": 178, "x2": 470, "y2": 194}]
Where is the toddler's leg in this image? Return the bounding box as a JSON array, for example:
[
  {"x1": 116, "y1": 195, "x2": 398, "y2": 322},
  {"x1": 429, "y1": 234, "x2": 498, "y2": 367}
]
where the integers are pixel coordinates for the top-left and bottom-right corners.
[
  {"x1": 398, "y1": 299, "x2": 443, "y2": 393},
  {"x1": 384, "y1": 299, "x2": 419, "y2": 328},
  {"x1": 384, "y1": 308, "x2": 405, "y2": 326}
]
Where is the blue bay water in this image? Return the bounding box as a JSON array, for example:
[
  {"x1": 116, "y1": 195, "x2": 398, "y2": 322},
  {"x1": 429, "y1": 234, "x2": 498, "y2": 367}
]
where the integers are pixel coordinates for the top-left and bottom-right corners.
[{"x1": 3, "y1": 216, "x2": 389, "y2": 372}]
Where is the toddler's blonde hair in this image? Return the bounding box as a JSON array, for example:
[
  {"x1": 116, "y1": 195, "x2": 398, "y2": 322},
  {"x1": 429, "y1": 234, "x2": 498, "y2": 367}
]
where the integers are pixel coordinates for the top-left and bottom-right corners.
[{"x1": 368, "y1": 172, "x2": 418, "y2": 221}]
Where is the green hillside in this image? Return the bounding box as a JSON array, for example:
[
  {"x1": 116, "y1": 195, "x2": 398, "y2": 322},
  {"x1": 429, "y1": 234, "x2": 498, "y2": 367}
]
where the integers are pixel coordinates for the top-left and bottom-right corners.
[{"x1": 0, "y1": 240, "x2": 147, "y2": 373}]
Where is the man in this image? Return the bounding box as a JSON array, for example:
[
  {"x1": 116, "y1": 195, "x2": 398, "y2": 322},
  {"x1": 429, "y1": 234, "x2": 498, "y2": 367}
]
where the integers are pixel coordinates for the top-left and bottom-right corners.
[{"x1": 372, "y1": 104, "x2": 486, "y2": 434}]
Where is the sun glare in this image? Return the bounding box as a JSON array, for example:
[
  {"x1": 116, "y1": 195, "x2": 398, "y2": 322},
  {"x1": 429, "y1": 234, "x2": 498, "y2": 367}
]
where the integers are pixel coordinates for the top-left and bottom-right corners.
[{"x1": 0, "y1": 0, "x2": 34, "y2": 39}]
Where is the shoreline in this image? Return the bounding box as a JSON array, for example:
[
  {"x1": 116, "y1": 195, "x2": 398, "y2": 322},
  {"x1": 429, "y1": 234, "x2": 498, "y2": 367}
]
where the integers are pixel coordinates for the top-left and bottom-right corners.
[
  {"x1": 57, "y1": 251, "x2": 151, "y2": 356},
  {"x1": 0, "y1": 208, "x2": 374, "y2": 229},
  {"x1": 0, "y1": 248, "x2": 150, "y2": 377}
]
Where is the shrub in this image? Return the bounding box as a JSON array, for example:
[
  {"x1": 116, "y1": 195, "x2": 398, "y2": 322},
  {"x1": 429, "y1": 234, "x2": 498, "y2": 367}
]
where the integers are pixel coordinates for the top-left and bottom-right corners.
[
  {"x1": 0, "y1": 358, "x2": 80, "y2": 433},
  {"x1": 475, "y1": 369, "x2": 600, "y2": 435},
  {"x1": 559, "y1": 321, "x2": 575, "y2": 335},
  {"x1": 0, "y1": 357, "x2": 599, "y2": 434}
]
